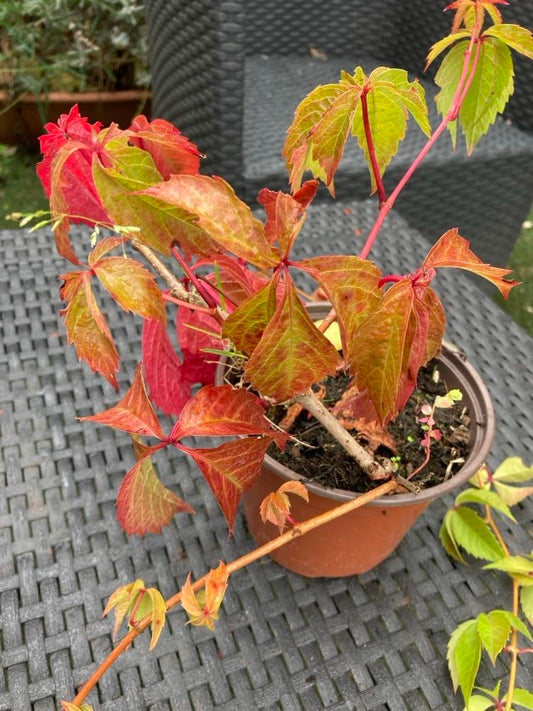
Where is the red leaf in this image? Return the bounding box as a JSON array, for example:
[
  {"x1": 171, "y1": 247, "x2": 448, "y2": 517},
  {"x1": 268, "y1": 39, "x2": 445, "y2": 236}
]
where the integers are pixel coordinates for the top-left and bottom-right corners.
[
  {"x1": 179, "y1": 438, "x2": 270, "y2": 532},
  {"x1": 117, "y1": 440, "x2": 193, "y2": 535},
  {"x1": 171, "y1": 385, "x2": 287, "y2": 444},
  {"x1": 60, "y1": 270, "x2": 119, "y2": 388},
  {"x1": 128, "y1": 115, "x2": 202, "y2": 178},
  {"x1": 297, "y1": 255, "x2": 382, "y2": 361},
  {"x1": 81, "y1": 363, "x2": 164, "y2": 438},
  {"x1": 177, "y1": 307, "x2": 222, "y2": 385},
  {"x1": 244, "y1": 277, "x2": 340, "y2": 402},
  {"x1": 422, "y1": 228, "x2": 519, "y2": 299},
  {"x1": 92, "y1": 256, "x2": 166, "y2": 322},
  {"x1": 257, "y1": 180, "x2": 318, "y2": 256},
  {"x1": 142, "y1": 319, "x2": 191, "y2": 416}
]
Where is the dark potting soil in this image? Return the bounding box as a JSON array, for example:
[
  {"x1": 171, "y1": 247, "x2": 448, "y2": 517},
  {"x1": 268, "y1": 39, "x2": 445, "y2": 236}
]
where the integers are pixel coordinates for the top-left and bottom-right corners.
[{"x1": 267, "y1": 359, "x2": 471, "y2": 494}]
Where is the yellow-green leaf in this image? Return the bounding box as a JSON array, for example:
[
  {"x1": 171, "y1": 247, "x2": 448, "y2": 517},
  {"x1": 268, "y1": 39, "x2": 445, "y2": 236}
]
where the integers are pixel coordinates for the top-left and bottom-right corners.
[
  {"x1": 448, "y1": 507, "x2": 504, "y2": 562},
  {"x1": 509, "y1": 688, "x2": 533, "y2": 710},
  {"x1": 146, "y1": 588, "x2": 167, "y2": 650},
  {"x1": 476, "y1": 611, "x2": 512, "y2": 664},
  {"x1": 447, "y1": 618, "x2": 482, "y2": 704},
  {"x1": 222, "y1": 279, "x2": 278, "y2": 355},
  {"x1": 484, "y1": 24, "x2": 533, "y2": 60},
  {"x1": 426, "y1": 31, "x2": 471, "y2": 68},
  {"x1": 466, "y1": 694, "x2": 496, "y2": 711},
  {"x1": 440, "y1": 509, "x2": 467, "y2": 563},
  {"x1": 492, "y1": 457, "x2": 533, "y2": 484},
  {"x1": 455, "y1": 488, "x2": 516, "y2": 522},
  {"x1": 484, "y1": 556, "x2": 533, "y2": 589},
  {"x1": 103, "y1": 578, "x2": 145, "y2": 639}
]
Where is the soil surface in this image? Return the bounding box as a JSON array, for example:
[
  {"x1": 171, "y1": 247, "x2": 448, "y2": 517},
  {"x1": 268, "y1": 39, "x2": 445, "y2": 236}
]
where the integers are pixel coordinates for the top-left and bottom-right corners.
[{"x1": 267, "y1": 359, "x2": 471, "y2": 494}]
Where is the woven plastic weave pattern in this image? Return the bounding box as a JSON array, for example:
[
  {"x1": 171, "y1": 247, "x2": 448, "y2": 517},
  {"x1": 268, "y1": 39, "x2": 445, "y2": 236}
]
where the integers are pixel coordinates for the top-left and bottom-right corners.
[{"x1": 1, "y1": 213, "x2": 532, "y2": 710}]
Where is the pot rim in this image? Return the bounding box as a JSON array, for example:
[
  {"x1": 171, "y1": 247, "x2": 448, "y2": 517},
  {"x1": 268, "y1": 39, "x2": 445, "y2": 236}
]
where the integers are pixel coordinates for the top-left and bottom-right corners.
[{"x1": 0, "y1": 89, "x2": 151, "y2": 103}]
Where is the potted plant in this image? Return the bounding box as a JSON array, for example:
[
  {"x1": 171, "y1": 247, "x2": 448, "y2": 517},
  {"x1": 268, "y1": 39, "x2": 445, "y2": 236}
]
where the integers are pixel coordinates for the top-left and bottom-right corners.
[
  {"x1": 26, "y1": 1, "x2": 533, "y2": 707},
  {"x1": 0, "y1": 0, "x2": 150, "y2": 145}
]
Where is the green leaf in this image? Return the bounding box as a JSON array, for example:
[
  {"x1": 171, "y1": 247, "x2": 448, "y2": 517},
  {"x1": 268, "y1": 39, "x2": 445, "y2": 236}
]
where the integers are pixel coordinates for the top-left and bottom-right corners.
[
  {"x1": 484, "y1": 24, "x2": 533, "y2": 60},
  {"x1": 448, "y1": 618, "x2": 482, "y2": 704},
  {"x1": 510, "y1": 688, "x2": 533, "y2": 709},
  {"x1": 352, "y1": 67, "x2": 430, "y2": 191},
  {"x1": 455, "y1": 488, "x2": 516, "y2": 522},
  {"x1": 435, "y1": 38, "x2": 514, "y2": 152},
  {"x1": 521, "y1": 586, "x2": 533, "y2": 624},
  {"x1": 244, "y1": 277, "x2": 339, "y2": 402},
  {"x1": 448, "y1": 507, "x2": 505, "y2": 562},
  {"x1": 477, "y1": 611, "x2": 512, "y2": 664},
  {"x1": 484, "y1": 609, "x2": 532, "y2": 641},
  {"x1": 492, "y1": 457, "x2": 533, "y2": 484},
  {"x1": 460, "y1": 38, "x2": 513, "y2": 153},
  {"x1": 440, "y1": 509, "x2": 467, "y2": 563},
  {"x1": 484, "y1": 557, "x2": 533, "y2": 589}
]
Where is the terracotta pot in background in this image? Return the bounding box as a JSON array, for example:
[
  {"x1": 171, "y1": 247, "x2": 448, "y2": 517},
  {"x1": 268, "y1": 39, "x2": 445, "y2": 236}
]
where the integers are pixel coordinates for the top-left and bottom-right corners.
[
  {"x1": 227, "y1": 304, "x2": 496, "y2": 578},
  {"x1": 0, "y1": 90, "x2": 151, "y2": 147}
]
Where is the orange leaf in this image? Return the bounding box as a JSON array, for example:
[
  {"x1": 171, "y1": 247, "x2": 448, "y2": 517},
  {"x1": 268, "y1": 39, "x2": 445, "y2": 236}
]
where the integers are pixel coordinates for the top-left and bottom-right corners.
[
  {"x1": 179, "y1": 438, "x2": 270, "y2": 532},
  {"x1": 181, "y1": 562, "x2": 229, "y2": 631},
  {"x1": 60, "y1": 271, "x2": 119, "y2": 388},
  {"x1": 141, "y1": 175, "x2": 280, "y2": 268},
  {"x1": 81, "y1": 363, "x2": 164, "y2": 438},
  {"x1": 171, "y1": 385, "x2": 287, "y2": 444},
  {"x1": 244, "y1": 277, "x2": 340, "y2": 402},
  {"x1": 422, "y1": 228, "x2": 519, "y2": 299},
  {"x1": 297, "y1": 255, "x2": 382, "y2": 360},
  {"x1": 260, "y1": 481, "x2": 309, "y2": 533},
  {"x1": 116, "y1": 450, "x2": 193, "y2": 535},
  {"x1": 92, "y1": 256, "x2": 166, "y2": 322},
  {"x1": 128, "y1": 115, "x2": 201, "y2": 178},
  {"x1": 257, "y1": 181, "x2": 317, "y2": 256}
]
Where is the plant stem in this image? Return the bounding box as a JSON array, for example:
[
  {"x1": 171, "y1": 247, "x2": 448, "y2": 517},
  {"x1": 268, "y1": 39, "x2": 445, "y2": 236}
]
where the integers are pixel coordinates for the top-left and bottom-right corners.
[
  {"x1": 360, "y1": 88, "x2": 387, "y2": 206},
  {"x1": 72, "y1": 478, "x2": 397, "y2": 706},
  {"x1": 295, "y1": 389, "x2": 393, "y2": 480},
  {"x1": 359, "y1": 22, "x2": 482, "y2": 259},
  {"x1": 131, "y1": 240, "x2": 206, "y2": 306}
]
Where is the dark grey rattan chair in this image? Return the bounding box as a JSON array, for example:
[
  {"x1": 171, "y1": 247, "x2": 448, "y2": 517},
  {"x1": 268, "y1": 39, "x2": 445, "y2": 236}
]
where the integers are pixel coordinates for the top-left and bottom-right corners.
[{"x1": 145, "y1": 0, "x2": 533, "y2": 271}]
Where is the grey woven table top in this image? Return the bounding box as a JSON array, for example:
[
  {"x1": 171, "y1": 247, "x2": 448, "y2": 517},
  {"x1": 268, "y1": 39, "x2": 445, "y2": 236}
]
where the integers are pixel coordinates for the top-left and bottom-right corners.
[{"x1": 1, "y1": 203, "x2": 532, "y2": 711}]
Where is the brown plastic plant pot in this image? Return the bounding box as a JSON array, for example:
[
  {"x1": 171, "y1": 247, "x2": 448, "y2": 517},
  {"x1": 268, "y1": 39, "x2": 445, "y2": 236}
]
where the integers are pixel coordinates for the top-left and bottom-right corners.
[
  {"x1": 227, "y1": 303, "x2": 496, "y2": 578},
  {"x1": 0, "y1": 90, "x2": 151, "y2": 147}
]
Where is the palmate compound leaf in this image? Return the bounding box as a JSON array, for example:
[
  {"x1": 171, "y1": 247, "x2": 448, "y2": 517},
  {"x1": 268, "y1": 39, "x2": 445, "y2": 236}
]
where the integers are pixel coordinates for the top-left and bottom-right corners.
[
  {"x1": 81, "y1": 363, "x2": 164, "y2": 439},
  {"x1": 422, "y1": 228, "x2": 519, "y2": 298},
  {"x1": 103, "y1": 575, "x2": 167, "y2": 650},
  {"x1": 447, "y1": 618, "x2": 482, "y2": 705},
  {"x1": 116, "y1": 438, "x2": 194, "y2": 535},
  {"x1": 181, "y1": 562, "x2": 228, "y2": 631},
  {"x1": 351, "y1": 67, "x2": 431, "y2": 192},
  {"x1": 93, "y1": 138, "x2": 221, "y2": 259},
  {"x1": 244, "y1": 276, "x2": 340, "y2": 402},
  {"x1": 434, "y1": 37, "x2": 514, "y2": 153},
  {"x1": 260, "y1": 481, "x2": 309, "y2": 533},
  {"x1": 179, "y1": 438, "x2": 273, "y2": 532},
  {"x1": 283, "y1": 73, "x2": 364, "y2": 193},
  {"x1": 140, "y1": 175, "x2": 280, "y2": 269},
  {"x1": 470, "y1": 458, "x2": 533, "y2": 505},
  {"x1": 60, "y1": 270, "x2": 120, "y2": 389}
]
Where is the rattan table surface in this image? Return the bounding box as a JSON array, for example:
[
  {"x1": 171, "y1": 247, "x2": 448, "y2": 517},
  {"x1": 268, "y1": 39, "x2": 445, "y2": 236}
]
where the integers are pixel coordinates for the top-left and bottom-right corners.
[{"x1": 1, "y1": 201, "x2": 532, "y2": 710}]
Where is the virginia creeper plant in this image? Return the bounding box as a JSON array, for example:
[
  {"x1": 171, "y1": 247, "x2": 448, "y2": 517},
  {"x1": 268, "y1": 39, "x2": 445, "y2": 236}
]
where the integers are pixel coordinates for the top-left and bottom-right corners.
[
  {"x1": 24, "y1": 1, "x2": 533, "y2": 708},
  {"x1": 441, "y1": 457, "x2": 533, "y2": 711}
]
